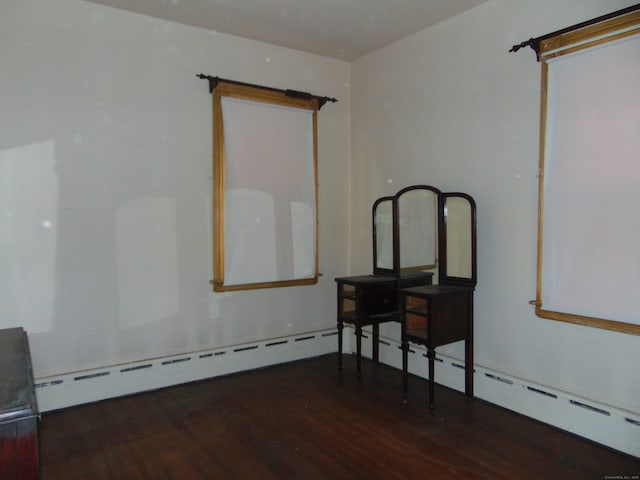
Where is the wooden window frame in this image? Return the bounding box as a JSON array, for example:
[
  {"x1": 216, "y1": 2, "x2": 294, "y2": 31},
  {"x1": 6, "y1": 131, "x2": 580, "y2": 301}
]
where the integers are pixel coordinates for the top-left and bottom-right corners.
[
  {"x1": 212, "y1": 82, "x2": 319, "y2": 292},
  {"x1": 535, "y1": 10, "x2": 640, "y2": 335}
]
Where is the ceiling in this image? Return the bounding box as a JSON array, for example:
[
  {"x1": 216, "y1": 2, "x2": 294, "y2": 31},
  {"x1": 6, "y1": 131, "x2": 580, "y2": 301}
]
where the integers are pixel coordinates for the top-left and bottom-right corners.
[{"x1": 82, "y1": 0, "x2": 488, "y2": 61}]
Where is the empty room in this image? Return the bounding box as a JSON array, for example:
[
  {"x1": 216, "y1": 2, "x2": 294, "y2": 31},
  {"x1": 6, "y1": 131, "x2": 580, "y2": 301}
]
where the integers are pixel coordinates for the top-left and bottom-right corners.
[{"x1": 1, "y1": 0, "x2": 639, "y2": 478}]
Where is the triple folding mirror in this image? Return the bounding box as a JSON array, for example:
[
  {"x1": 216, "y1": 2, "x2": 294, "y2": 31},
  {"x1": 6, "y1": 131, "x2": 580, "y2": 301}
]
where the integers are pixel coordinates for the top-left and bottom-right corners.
[{"x1": 373, "y1": 185, "x2": 476, "y2": 287}]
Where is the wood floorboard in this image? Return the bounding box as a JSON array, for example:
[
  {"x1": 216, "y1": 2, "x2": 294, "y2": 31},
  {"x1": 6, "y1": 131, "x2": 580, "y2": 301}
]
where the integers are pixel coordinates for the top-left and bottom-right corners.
[{"x1": 39, "y1": 354, "x2": 639, "y2": 479}]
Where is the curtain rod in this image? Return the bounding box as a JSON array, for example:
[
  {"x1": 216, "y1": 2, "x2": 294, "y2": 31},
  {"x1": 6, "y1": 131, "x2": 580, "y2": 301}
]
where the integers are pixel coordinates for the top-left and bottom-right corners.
[
  {"x1": 509, "y1": 2, "x2": 640, "y2": 60},
  {"x1": 197, "y1": 74, "x2": 337, "y2": 110}
]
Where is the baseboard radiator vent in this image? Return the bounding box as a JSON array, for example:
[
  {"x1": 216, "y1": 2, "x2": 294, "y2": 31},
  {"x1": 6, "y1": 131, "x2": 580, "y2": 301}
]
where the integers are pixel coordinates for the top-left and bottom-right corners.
[
  {"x1": 33, "y1": 325, "x2": 639, "y2": 458},
  {"x1": 352, "y1": 327, "x2": 640, "y2": 459},
  {"x1": 34, "y1": 329, "x2": 337, "y2": 413}
]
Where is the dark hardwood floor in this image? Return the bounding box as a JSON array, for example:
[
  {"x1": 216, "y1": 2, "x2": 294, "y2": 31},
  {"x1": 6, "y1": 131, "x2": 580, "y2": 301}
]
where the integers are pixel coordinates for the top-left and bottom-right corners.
[{"x1": 39, "y1": 354, "x2": 639, "y2": 479}]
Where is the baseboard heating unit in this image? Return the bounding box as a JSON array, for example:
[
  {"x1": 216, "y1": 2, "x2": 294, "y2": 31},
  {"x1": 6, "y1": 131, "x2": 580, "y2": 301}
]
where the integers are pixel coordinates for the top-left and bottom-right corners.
[
  {"x1": 35, "y1": 329, "x2": 338, "y2": 412},
  {"x1": 358, "y1": 328, "x2": 640, "y2": 459}
]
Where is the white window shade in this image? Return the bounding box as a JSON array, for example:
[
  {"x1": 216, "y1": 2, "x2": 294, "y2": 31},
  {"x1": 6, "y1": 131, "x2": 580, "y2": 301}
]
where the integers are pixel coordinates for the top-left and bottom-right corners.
[
  {"x1": 537, "y1": 28, "x2": 640, "y2": 333},
  {"x1": 212, "y1": 85, "x2": 319, "y2": 291}
]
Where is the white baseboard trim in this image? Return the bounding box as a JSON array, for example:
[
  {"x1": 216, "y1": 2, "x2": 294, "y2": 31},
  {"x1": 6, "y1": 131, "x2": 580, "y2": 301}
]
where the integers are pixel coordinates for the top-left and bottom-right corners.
[
  {"x1": 354, "y1": 328, "x2": 640, "y2": 459},
  {"x1": 34, "y1": 329, "x2": 338, "y2": 413},
  {"x1": 33, "y1": 325, "x2": 639, "y2": 458}
]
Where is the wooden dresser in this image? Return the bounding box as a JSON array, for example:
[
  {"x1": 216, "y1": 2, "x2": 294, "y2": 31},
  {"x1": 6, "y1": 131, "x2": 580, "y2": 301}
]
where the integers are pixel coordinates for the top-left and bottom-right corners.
[
  {"x1": 335, "y1": 271, "x2": 433, "y2": 376},
  {"x1": 0, "y1": 327, "x2": 39, "y2": 480}
]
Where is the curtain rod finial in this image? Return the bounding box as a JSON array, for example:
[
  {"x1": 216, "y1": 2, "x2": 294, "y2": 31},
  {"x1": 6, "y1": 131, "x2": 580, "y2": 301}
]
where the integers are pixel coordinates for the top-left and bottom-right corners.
[
  {"x1": 509, "y1": 38, "x2": 534, "y2": 53},
  {"x1": 509, "y1": 38, "x2": 541, "y2": 61},
  {"x1": 317, "y1": 96, "x2": 338, "y2": 110},
  {"x1": 197, "y1": 74, "x2": 219, "y2": 93}
]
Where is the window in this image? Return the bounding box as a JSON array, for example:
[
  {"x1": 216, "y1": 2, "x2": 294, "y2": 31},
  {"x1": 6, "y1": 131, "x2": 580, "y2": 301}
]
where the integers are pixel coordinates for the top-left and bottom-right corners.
[
  {"x1": 535, "y1": 10, "x2": 640, "y2": 334},
  {"x1": 211, "y1": 81, "x2": 320, "y2": 292}
]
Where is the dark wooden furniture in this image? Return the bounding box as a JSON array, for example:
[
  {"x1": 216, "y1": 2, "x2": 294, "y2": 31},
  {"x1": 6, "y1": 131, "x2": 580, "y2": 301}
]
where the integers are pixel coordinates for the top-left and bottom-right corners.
[
  {"x1": 400, "y1": 190, "x2": 477, "y2": 409},
  {"x1": 335, "y1": 185, "x2": 477, "y2": 410},
  {"x1": 401, "y1": 284, "x2": 474, "y2": 409},
  {"x1": 0, "y1": 327, "x2": 39, "y2": 480},
  {"x1": 336, "y1": 272, "x2": 433, "y2": 377}
]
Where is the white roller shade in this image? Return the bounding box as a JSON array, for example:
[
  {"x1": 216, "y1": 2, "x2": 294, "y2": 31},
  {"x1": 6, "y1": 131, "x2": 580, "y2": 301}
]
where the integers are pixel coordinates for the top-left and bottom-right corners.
[{"x1": 538, "y1": 31, "x2": 640, "y2": 330}]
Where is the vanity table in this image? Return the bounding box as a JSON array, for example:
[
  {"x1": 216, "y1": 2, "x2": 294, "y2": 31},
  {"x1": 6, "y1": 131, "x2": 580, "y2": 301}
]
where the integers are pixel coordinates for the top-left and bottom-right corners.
[
  {"x1": 336, "y1": 271, "x2": 433, "y2": 377},
  {"x1": 335, "y1": 185, "x2": 477, "y2": 409},
  {"x1": 399, "y1": 190, "x2": 477, "y2": 408},
  {"x1": 401, "y1": 284, "x2": 474, "y2": 409}
]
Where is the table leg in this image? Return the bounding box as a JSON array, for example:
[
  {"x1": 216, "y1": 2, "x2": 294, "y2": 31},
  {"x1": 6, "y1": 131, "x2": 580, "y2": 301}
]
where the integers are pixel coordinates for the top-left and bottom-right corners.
[
  {"x1": 402, "y1": 339, "x2": 409, "y2": 404},
  {"x1": 466, "y1": 293, "x2": 474, "y2": 398},
  {"x1": 427, "y1": 347, "x2": 435, "y2": 410},
  {"x1": 337, "y1": 320, "x2": 343, "y2": 372},
  {"x1": 465, "y1": 337, "x2": 473, "y2": 398},
  {"x1": 372, "y1": 323, "x2": 379, "y2": 363},
  {"x1": 356, "y1": 325, "x2": 362, "y2": 379}
]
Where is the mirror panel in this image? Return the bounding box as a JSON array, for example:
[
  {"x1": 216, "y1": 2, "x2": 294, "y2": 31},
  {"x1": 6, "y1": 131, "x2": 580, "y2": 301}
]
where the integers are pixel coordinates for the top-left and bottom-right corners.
[
  {"x1": 373, "y1": 196, "x2": 394, "y2": 273},
  {"x1": 372, "y1": 185, "x2": 475, "y2": 286},
  {"x1": 397, "y1": 186, "x2": 439, "y2": 272},
  {"x1": 441, "y1": 193, "x2": 476, "y2": 286}
]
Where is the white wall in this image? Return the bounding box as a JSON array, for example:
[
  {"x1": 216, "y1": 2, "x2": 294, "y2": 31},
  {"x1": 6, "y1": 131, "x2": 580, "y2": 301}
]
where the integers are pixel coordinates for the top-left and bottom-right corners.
[
  {"x1": 0, "y1": 0, "x2": 350, "y2": 378},
  {"x1": 3, "y1": 0, "x2": 638, "y2": 453},
  {"x1": 351, "y1": 0, "x2": 640, "y2": 417}
]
